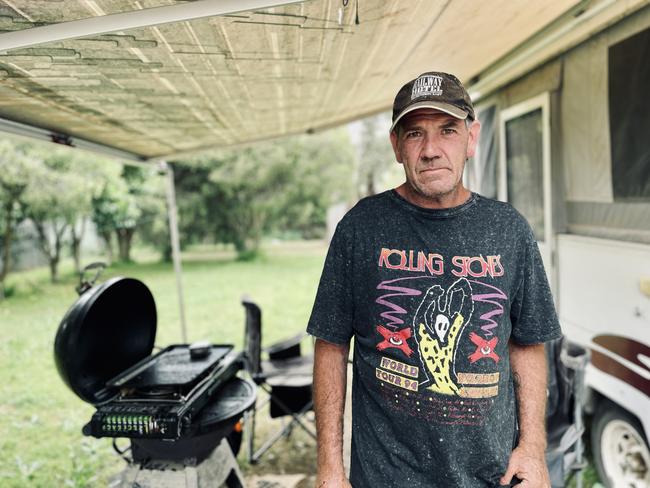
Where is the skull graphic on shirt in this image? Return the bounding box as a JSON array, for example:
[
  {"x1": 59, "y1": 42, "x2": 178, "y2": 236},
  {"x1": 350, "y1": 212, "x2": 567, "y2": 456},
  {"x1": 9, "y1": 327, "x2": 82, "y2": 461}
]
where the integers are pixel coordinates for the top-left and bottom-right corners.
[{"x1": 414, "y1": 278, "x2": 474, "y2": 395}]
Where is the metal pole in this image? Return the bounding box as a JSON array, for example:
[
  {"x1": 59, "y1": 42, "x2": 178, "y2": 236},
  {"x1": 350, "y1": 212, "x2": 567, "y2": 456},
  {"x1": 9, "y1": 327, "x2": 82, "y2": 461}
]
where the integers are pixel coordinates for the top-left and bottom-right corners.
[
  {"x1": 161, "y1": 160, "x2": 188, "y2": 343},
  {"x1": 0, "y1": 0, "x2": 305, "y2": 53},
  {"x1": 573, "y1": 351, "x2": 589, "y2": 488}
]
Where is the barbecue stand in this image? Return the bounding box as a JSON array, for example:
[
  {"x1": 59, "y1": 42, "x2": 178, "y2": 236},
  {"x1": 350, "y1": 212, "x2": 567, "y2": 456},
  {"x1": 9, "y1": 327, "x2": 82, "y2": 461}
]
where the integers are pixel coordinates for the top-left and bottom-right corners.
[{"x1": 54, "y1": 267, "x2": 256, "y2": 488}]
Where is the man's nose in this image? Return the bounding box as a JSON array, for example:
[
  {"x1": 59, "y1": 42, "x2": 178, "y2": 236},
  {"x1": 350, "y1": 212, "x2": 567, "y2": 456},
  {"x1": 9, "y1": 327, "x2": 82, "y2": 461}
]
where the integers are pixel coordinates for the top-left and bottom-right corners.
[{"x1": 420, "y1": 133, "x2": 441, "y2": 159}]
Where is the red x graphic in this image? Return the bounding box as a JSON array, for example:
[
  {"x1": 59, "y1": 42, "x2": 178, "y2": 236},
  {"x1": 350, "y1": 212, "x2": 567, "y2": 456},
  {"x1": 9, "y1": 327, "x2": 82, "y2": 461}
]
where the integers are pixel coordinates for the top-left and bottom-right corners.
[
  {"x1": 376, "y1": 326, "x2": 413, "y2": 357},
  {"x1": 468, "y1": 332, "x2": 500, "y2": 364}
]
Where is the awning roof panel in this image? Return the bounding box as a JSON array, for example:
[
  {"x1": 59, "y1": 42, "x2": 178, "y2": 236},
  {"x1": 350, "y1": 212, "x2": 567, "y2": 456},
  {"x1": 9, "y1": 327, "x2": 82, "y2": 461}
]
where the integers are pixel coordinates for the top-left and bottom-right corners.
[{"x1": 0, "y1": 0, "x2": 582, "y2": 160}]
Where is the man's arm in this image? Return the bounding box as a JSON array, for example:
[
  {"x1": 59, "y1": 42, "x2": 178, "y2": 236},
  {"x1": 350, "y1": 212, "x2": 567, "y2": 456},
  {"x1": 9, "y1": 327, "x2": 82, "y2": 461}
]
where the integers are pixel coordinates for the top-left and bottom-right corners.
[
  {"x1": 500, "y1": 342, "x2": 550, "y2": 487},
  {"x1": 313, "y1": 338, "x2": 352, "y2": 488}
]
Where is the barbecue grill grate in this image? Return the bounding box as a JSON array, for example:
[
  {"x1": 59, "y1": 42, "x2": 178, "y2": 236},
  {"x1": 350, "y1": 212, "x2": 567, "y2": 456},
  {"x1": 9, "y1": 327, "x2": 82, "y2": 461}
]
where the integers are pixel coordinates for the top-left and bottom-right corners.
[{"x1": 109, "y1": 345, "x2": 231, "y2": 391}]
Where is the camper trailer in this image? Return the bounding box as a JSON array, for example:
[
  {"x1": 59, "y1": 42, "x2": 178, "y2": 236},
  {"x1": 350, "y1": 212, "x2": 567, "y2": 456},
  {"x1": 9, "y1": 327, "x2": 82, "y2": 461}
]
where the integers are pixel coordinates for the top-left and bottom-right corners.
[{"x1": 465, "y1": 4, "x2": 650, "y2": 486}]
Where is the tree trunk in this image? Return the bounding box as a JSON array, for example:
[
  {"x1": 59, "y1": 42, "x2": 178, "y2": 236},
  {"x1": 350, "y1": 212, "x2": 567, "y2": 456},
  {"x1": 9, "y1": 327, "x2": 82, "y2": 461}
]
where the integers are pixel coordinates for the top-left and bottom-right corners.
[
  {"x1": 48, "y1": 222, "x2": 66, "y2": 283},
  {"x1": 0, "y1": 202, "x2": 14, "y2": 294},
  {"x1": 0, "y1": 185, "x2": 25, "y2": 299},
  {"x1": 49, "y1": 256, "x2": 59, "y2": 283},
  {"x1": 233, "y1": 237, "x2": 246, "y2": 254},
  {"x1": 32, "y1": 219, "x2": 67, "y2": 283},
  {"x1": 116, "y1": 228, "x2": 134, "y2": 262},
  {"x1": 0, "y1": 229, "x2": 11, "y2": 300},
  {"x1": 33, "y1": 220, "x2": 52, "y2": 264},
  {"x1": 100, "y1": 231, "x2": 114, "y2": 264},
  {"x1": 70, "y1": 218, "x2": 86, "y2": 274},
  {"x1": 234, "y1": 208, "x2": 263, "y2": 260},
  {"x1": 162, "y1": 241, "x2": 172, "y2": 263}
]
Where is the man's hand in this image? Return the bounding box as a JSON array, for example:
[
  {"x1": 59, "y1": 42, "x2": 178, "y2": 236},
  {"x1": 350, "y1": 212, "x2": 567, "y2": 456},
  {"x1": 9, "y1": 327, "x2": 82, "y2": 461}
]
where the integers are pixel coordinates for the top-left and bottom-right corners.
[{"x1": 500, "y1": 443, "x2": 550, "y2": 487}]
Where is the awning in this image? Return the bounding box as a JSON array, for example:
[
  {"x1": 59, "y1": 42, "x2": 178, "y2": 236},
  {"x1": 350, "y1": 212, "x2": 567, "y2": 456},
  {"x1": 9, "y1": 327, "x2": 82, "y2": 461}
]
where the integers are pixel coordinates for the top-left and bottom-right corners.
[{"x1": 0, "y1": 0, "x2": 586, "y2": 161}]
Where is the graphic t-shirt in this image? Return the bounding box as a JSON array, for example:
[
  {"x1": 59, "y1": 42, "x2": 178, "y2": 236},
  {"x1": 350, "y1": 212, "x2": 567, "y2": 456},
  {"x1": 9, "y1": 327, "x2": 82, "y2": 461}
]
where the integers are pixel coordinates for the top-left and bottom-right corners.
[{"x1": 307, "y1": 190, "x2": 562, "y2": 488}]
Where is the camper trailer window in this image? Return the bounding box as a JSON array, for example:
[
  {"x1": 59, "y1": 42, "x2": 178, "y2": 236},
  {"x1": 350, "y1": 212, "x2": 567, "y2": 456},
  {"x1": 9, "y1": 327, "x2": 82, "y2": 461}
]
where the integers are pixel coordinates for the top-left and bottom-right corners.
[
  {"x1": 608, "y1": 27, "x2": 650, "y2": 202},
  {"x1": 505, "y1": 109, "x2": 545, "y2": 241}
]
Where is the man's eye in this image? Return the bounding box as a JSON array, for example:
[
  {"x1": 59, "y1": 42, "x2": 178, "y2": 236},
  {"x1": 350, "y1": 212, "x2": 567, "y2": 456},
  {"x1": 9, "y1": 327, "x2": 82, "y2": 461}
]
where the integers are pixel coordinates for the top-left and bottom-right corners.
[
  {"x1": 441, "y1": 128, "x2": 457, "y2": 135},
  {"x1": 405, "y1": 131, "x2": 422, "y2": 138}
]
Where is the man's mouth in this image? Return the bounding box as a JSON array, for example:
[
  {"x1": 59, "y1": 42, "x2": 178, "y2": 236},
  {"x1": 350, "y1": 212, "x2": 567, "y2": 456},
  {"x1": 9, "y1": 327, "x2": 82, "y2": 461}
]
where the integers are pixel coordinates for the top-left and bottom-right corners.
[{"x1": 419, "y1": 167, "x2": 449, "y2": 174}]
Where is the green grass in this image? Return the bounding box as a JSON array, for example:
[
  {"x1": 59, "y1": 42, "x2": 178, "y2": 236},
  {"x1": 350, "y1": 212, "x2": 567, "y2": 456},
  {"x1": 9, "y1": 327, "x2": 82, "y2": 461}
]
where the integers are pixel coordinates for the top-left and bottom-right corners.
[{"x1": 0, "y1": 241, "x2": 326, "y2": 487}]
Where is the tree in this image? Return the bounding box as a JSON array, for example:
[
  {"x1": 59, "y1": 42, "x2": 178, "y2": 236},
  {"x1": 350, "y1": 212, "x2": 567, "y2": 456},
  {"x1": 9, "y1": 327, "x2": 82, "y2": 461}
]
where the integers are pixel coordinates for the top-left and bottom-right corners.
[
  {"x1": 114, "y1": 166, "x2": 143, "y2": 262},
  {"x1": 0, "y1": 141, "x2": 37, "y2": 298},
  {"x1": 90, "y1": 179, "x2": 140, "y2": 263},
  {"x1": 69, "y1": 217, "x2": 87, "y2": 274},
  {"x1": 175, "y1": 128, "x2": 356, "y2": 258},
  {"x1": 356, "y1": 114, "x2": 396, "y2": 198},
  {"x1": 89, "y1": 165, "x2": 166, "y2": 263},
  {"x1": 0, "y1": 140, "x2": 128, "y2": 287},
  {"x1": 36, "y1": 147, "x2": 107, "y2": 273},
  {"x1": 16, "y1": 145, "x2": 111, "y2": 280},
  {"x1": 169, "y1": 163, "x2": 212, "y2": 250},
  {"x1": 277, "y1": 129, "x2": 356, "y2": 237},
  {"x1": 91, "y1": 184, "x2": 118, "y2": 264},
  {"x1": 22, "y1": 162, "x2": 88, "y2": 283},
  {"x1": 117, "y1": 165, "x2": 169, "y2": 262},
  {"x1": 135, "y1": 194, "x2": 171, "y2": 261},
  {"x1": 67, "y1": 154, "x2": 107, "y2": 273},
  {"x1": 208, "y1": 144, "x2": 293, "y2": 254},
  {"x1": 114, "y1": 196, "x2": 140, "y2": 262}
]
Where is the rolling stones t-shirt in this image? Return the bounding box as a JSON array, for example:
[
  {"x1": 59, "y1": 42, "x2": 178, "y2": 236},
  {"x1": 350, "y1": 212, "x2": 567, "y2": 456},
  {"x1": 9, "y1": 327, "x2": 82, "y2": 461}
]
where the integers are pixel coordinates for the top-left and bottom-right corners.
[{"x1": 307, "y1": 190, "x2": 561, "y2": 488}]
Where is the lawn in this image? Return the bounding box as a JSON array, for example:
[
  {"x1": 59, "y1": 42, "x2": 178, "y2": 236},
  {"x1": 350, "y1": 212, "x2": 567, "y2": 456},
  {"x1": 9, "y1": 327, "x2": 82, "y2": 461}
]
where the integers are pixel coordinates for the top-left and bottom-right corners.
[
  {"x1": 0, "y1": 240, "x2": 601, "y2": 487},
  {"x1": 0, "y1": 241, "x2": 325, "y2": 487}
]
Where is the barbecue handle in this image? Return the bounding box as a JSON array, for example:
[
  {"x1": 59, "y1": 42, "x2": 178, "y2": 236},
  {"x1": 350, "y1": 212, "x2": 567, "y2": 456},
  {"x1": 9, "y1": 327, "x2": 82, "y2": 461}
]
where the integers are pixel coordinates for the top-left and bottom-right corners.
[{"x1": 76, "y1": 262, "x2": 107, "y2": 295}]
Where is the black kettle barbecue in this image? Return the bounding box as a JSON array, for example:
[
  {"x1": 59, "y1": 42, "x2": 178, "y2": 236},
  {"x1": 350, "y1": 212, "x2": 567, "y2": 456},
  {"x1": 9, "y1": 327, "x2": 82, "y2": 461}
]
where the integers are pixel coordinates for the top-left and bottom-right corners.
[{"x1": 53, "y1": 263, "x2": 256, "y2": 469}]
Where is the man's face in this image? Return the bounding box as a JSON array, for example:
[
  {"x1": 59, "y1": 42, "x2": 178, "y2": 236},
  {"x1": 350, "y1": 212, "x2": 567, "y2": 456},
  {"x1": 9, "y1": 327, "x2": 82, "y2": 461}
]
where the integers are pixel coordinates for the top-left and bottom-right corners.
[{"x1": 390, "y1": 109, "x2": 480, "y2": 202}]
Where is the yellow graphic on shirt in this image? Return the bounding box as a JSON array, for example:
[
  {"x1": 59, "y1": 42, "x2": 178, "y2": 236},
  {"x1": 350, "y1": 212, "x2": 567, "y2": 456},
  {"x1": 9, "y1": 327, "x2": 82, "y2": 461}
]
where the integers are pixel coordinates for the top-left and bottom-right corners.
[
  {"x1": 417, "y1": 313, "x2": 465, "y2": 395},
  {"x1": 413, "y1": 278, "x2": 473, "y2": 396},
  {"x1": 456, "y1": 371, "x2": 500, "y2": 398}
]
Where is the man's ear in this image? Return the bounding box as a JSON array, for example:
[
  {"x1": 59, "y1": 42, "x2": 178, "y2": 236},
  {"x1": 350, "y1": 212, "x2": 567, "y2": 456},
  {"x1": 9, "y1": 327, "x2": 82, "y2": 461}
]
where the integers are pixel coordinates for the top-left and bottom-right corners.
[
  {"x1": 466, "y1": 119, "x2": 481, "y2": 159},
  {"x1": 390, "y1": 130, "x2": 402, "y2": 164}
]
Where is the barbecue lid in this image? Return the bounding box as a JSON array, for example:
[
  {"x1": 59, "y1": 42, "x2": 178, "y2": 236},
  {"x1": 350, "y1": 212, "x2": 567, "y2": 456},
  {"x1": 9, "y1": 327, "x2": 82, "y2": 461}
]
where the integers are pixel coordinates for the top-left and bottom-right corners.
[{"x1": 54, "y1": 277, "x2": 157, "y2": 405}]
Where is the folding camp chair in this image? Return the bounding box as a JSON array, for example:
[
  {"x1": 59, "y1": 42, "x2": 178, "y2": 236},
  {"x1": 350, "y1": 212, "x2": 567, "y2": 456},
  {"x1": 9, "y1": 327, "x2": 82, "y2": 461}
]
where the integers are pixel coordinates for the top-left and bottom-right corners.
[
  {"x1": 545, "y1": 336, "x2": 590, "y2": 488},
  {"x1": 241, "y1": 296, "x2": 316, "y2": 464}
]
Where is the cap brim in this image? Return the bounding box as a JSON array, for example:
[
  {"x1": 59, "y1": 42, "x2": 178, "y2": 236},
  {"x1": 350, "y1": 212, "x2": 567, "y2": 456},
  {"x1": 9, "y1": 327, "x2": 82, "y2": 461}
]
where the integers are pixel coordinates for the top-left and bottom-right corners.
[{"x1": 390, "y1": 101, "x2": 468, "y2": 133}]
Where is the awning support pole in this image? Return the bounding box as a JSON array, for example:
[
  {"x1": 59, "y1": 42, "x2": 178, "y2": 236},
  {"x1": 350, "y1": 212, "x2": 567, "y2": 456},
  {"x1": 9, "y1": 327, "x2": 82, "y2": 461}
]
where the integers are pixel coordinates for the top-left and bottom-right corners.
[
  {"x1": 161, "y1": 160, "x2": 188, "y2": 343},
  {"x1": 0, "y1": 0, "x2": 305, "y2": 53}
]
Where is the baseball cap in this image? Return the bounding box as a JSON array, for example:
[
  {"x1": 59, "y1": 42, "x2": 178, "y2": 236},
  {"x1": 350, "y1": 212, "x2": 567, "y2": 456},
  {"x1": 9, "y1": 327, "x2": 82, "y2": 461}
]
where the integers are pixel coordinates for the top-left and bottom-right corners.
[{"x1": 390, "y1": 71, "x2": 475, "y2": 133}]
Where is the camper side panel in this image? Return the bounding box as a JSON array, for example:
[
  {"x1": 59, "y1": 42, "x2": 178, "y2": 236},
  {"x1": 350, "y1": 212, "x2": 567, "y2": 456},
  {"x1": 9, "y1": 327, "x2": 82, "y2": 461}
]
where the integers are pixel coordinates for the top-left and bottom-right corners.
[{"x1": 557, "y1": 234, "x2": 650, "y2": 438}]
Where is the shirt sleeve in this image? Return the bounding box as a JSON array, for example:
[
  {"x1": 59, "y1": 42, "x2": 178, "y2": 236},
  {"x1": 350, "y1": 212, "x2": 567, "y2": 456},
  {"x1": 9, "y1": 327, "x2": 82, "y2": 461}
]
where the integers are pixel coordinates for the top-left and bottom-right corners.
[
  {"x1": 509, "y1": 225, "x2": 562, "y2": 345},
  {"x1": 306, "y1": 218, "x2": 354, "y2": 345}
]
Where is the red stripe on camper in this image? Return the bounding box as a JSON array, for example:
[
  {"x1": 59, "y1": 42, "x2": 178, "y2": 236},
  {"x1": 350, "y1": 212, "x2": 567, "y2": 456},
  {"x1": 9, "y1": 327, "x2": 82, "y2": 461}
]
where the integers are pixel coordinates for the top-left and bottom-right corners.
[
  {"x1": 591, "y1": 350, "x2": 650, "y2": 397},
  {"x1": 593, "y1": 335, "x2": 650, "y2": 373}
]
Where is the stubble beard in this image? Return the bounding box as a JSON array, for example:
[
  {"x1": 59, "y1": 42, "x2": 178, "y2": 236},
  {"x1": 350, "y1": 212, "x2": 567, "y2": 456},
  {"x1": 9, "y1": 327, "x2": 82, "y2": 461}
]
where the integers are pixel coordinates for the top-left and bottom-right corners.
[
  {"x1": 408, "y1": 160, "x2": 465, "y2": 202},
  {"x1": 410, "y1": 177, "x2": 458, "y2": 200}
]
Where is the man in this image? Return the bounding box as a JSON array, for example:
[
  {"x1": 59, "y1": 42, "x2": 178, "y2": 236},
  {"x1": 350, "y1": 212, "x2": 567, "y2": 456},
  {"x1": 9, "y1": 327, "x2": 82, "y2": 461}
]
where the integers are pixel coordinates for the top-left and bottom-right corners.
[{"x1": 307, "y1": 71, "x2": 561, "y2": 488}]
